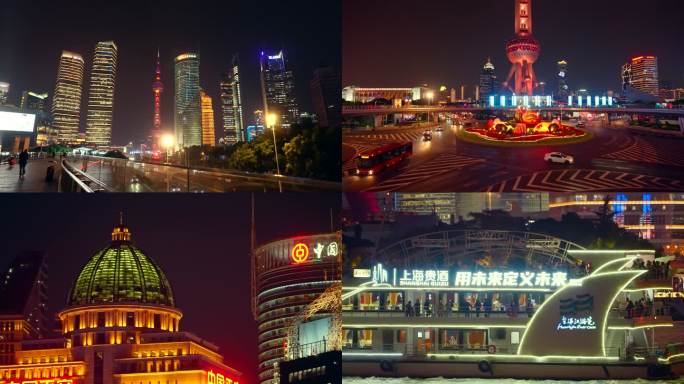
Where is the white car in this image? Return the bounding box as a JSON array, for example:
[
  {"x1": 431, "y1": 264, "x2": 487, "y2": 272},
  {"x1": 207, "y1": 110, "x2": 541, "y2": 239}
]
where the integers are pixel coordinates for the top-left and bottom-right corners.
[{"x1": 544, "y1": 152, "x2": 574, "y2": 164}]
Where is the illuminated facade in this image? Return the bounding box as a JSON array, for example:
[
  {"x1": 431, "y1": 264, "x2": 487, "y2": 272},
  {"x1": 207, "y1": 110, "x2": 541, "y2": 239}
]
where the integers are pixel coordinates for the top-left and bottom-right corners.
[
  {"x1": 0, "y1": 82, "x2": 8, "y2": 105},
  {"x1": 0, "y1": 221, "x2": 242, "y2": 384},
  {"x1": 174, "y1": 52, "x2": 201, "y2": 148},
  {"x1": 52, "y1": 51, "x2": 85, "y2": 144},
  {"x1": 252, "y1": 233, "x2": 341, "y2": 384},
  {"x1": 557, "y1": 60, "x2": 569, "y2": 100},
  {"x1": 622, "y1": 56, "x2": 659, "y2": 97},
  {"x1": 503, "y1": 0, "x2": 540, "y2": 96},
  {"x1": 342, "y1": 225, "x2": 677, "y2": 379},
  {"x1": 151, "y1": 49, "x2": 163, "y2": 151},
  {"x1": 479, "y1": 58, "x2": 498, "y2": 102},
  {"x1": 0, "y1": 252, "x2": 48, "y2": 366},
  {"x1": 393, "y1": 193, "x2": 548, "y2": 223},
  {"x1": 259, "y1": 50, "x2": 298, "y2": 127},
  {"x1": 219, "y1": 54, "x2": 245, "y2": 145},
  {"x1": 547, "y1": 193, "x2": 684, "y2": 251},
  {"x1": 20, "y1": 92, "x2": 48, "y2": 112},
  {"x1": 200, "y1": 90, "x2": 216, "y2": 146},
  {"x1": 85, "y1": 41, "x2": 118, "y2": 147}
]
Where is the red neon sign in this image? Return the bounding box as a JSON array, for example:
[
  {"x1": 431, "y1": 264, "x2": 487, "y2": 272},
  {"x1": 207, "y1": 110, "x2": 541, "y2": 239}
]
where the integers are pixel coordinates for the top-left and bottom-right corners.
[
  {"x1": 207, "y1": 370, "x2": 238, "y2": 384},
  {"x1": 291, "y1": 243, "x2": 309, "y2": 264}
]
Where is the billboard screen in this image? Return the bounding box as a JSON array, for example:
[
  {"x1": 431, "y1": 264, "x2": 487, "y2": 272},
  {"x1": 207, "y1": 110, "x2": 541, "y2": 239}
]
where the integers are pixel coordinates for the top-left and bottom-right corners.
[{"x1": 0, "y1": 111, "x2": 36, "y2": 133}]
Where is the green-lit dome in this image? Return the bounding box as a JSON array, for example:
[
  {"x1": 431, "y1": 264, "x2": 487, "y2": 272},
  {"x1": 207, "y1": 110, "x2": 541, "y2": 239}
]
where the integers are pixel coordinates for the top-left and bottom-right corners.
[{"x1": 67, "y1": 222, "x2": 175, "y2": 307}]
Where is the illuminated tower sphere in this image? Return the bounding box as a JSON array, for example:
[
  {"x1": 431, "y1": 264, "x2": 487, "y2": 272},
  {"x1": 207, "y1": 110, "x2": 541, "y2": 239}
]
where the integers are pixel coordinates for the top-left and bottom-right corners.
[
  {"x1": 152, "y1": 49, "x2": 164, "y2": 151},
  {"x1": 61, "y1": 218, "x2": 180, "y2": 347},
  {"x1": 503, "y1": 0, "x2": 540, "y2": 96}
]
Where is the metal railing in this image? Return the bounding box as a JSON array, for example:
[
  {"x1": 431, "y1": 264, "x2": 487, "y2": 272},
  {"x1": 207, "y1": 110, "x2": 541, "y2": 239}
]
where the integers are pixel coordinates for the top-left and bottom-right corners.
[
  {"x1": 66, "y1": 154, "x2": 340, "y2": 192},
  {"x1": 60, "y1": 159, "x2": 113, "y2": 193}
]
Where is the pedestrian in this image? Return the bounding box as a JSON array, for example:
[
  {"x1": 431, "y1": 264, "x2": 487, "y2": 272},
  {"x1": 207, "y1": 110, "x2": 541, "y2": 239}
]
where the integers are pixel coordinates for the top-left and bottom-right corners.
[
  {"x1": 406, "y1": 300, "x2": 412, "y2": 317},
  {"x1": 18, "y1": 149, "x2": 29, "y2": 178},
  {"x1": 475, "y1": 298, "x2": 482, "y2": 318}
]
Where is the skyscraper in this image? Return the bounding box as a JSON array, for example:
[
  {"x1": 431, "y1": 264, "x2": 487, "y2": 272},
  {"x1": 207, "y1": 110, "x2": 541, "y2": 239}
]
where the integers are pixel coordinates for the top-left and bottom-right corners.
[
  {"x1": 259, "y1": 50, "x2": 299, "y2": 127},
  {"x1": 557, "y1": 60, "x2": 569, "y2": 99},
  {"x1": 174, "y1": 52, "x2": 201, "y2": 147},
  {"x1": 219, "y1": 54, "x2": 244, "y2": 145},
  {"x1": 0, "y1": 82, "x2": 9, "y2": 105},
  {"x1": 0, "y1": 251, "x2": 48, "y2": 365},
  {"x1": 254, "y1": 109, "x2": 264, "y2": 126},
  {"x1": 20, "y1": 91, "x2": 48, "y2": 111},
  {"x1": 152, "y1": 49, "x2": 164, "y2": 151},
  {"x1": 200, "y1": 90, "x2": 215, "y2": 146},
  {"x1": 85, "y1": 41, "x2": 118, "y2": 146},
  {"x1": 310, "y1": 66, "x2": 340, "y2": 127},
  {"x1": 479, "y1": 57, "x2": 498, "y2": 101},
  {"x1": 623, "y1": 56, "x2": 659, "y2": 96},
  {"x1": 52, "y1": 51, "x2": 85, "y2": 144}
]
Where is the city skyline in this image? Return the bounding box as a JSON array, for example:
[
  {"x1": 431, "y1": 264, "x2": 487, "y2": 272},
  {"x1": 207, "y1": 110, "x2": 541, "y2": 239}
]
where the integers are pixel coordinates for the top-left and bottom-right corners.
[
  {"x1": 343, "y1": 0, "x2": 684, "y2": 94},
  {"x1": 0, "y1": 193, "x2": 341, "y2": 383},
  {"x1": 0, "y1": 0, "x2": 340, "y2": 145}
]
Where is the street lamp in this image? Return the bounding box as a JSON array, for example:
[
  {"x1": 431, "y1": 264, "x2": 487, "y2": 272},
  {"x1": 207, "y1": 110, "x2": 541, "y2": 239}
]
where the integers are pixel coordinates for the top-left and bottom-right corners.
[
  {"x1": 266, "y1": 113, "x2": 283, "y2": 192},
  {"x1": 266, "y1": 113, "x2": 281, "y2": 176},
  {"x1": 161, "y1": 133, "x2": 174, "y2": 163},
  {"x1": 425, "y1": 91, "x2": 435, "y2": 123}
]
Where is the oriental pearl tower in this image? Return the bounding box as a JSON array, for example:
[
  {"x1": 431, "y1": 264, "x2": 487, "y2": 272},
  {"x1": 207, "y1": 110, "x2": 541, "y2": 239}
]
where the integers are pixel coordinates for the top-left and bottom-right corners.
[
  {"x1": 151, "y1": 48, "x2": 163, "y2": 151},
  {"x1": 503, "y1": 0, "x2": 540, "y2": 96}
]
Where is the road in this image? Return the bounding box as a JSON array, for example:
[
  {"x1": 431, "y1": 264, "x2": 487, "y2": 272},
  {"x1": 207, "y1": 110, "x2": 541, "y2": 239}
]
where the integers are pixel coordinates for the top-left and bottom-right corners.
[{"x1": 342, "y1": 120, "x2": 684, "y2": 192}]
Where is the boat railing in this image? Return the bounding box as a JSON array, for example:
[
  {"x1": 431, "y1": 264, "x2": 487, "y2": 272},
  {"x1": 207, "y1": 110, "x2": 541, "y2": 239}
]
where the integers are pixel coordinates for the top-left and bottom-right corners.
[{"x1": 343, "y1": 309, "x2": 536, "y2": 319}]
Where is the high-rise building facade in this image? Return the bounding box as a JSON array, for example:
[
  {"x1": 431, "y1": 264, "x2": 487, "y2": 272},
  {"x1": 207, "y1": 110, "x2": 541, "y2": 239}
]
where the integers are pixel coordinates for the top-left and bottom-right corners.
[
  {"x1": 259, "y1": 50, "x2": 299, "y2": 127},
  {"x1": 0, "y1": 251, "x2": 48, "y2": 365},
  {"x1": 557, "y1": 60, "x2": 569, "y2": 99},
  {"x1": 479, "y1": 58, "x2": 498, "y2": 101},
  {"x1": 310, "y1": 66, "x2": 340, "y2": 127},
  {"x1": 174, "y1": 52, "x2": 201, "y2": 147},
  {"x1": 0, "y1": 82, "x2": 9, "y2": 105},
  {"x1": 252, "y1": 233, "x2": 341, "y2": 384},
  {"x1": 85, "y1": 41, "x2": 118, "y2": 146},
  {"x1": 200, "y1": 90, "x2": 215, "y2": 146},
  {"x1": 152, "y1": 49, "x2": 164, "y2": 151},
  {"x1": 219, "y1": 54, "x2": 245, "y2": 145},
  {"x1": 52, "y1": 51, "x2": 85, "y2": 144},
  {"x1": 623, "y1": 55, "x2": 659, "y2": 96},
  {"x1": 20, "y1": 91, "x2": 48, "y2": 111}
]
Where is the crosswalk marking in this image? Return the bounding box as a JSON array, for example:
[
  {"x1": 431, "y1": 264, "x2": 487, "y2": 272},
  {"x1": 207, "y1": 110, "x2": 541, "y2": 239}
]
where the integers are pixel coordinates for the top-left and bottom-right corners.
[
  {"x1": 602, "y1": 137, "x2": 684, "y2": 167},
  {"x1": 362, "y1": 152, "x2": 484, "y2": 192},
  {"x1": 486, "y1": 169, "x2": 682, "y2": 192}
]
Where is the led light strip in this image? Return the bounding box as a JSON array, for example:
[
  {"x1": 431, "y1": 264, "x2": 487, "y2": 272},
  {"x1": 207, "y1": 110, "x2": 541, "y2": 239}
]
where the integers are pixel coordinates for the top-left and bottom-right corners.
[
  {"x1": 343, "y1": 352, "x2": 404, "y2": 357},
  {"x1": 607, "y1": 324, "x2": 673, "y2": 330},
  {"x1": 343, "y1": 323, "x2": 528, "y2": 329},
  {"x1": 426, "y1": 353, "x2": 619, "y2": 362}
]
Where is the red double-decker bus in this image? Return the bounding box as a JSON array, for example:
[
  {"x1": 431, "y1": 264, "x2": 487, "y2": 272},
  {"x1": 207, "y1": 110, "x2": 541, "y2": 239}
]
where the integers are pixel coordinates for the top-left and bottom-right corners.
[{"x1": 355, "y1": 142, "x2": 413, "y2": 176}]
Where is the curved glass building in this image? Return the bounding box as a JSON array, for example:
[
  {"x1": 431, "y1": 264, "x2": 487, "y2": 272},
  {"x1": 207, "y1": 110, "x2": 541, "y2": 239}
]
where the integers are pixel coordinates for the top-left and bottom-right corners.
[
  {"x1": 252, "y1": 233, "x2": 340, "y2": 384},
  {"x1": 174, "y1": 52, "x2": 201, "y2": 148}
]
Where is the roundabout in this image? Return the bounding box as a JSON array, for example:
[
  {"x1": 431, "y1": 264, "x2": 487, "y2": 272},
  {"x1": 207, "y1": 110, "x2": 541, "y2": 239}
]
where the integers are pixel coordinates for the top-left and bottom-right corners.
[{"x1": 459, "y1": 109, "x2": 593, "y2": 147}]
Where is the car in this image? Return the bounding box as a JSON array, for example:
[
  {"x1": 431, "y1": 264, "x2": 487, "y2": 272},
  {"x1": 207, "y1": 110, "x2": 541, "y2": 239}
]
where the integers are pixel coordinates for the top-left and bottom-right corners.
[
  {"x1": 422, "y1": 130, "x2": 432, "y2": 141},
  {"x1": 435, "y1": 126, "x2": 444, "y2": 132},
  {"x1": 544, "y1": 152, "x2": 574, "y2": 164},
  {"x1": 577, "y1": 122, "x2": 586, "y2": 128},
  {"x1": 169, "y1": 185, "x2": 182, "y2": 192},
  {"x1": 130, "y1": 176, "x2": 140, "y2": 184}
]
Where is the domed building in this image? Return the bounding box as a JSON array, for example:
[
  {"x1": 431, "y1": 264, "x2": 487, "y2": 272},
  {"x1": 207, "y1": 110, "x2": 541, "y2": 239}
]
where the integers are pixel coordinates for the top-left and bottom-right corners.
[{"x1": 0, "y1": 220, "x2": 242, "y2": 384}]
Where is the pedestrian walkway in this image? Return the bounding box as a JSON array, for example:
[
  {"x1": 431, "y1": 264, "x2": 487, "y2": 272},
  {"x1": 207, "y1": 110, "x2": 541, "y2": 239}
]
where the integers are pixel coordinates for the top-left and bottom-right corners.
[{"x1": 0, "y1": 159, "x2": 59, "y2": 192}]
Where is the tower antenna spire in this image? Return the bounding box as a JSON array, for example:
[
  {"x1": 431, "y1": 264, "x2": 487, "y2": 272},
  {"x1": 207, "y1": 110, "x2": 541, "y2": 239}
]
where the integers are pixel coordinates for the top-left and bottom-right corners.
[{"x1": 119, "y1": 211, "x2": 123, "y2": 225}]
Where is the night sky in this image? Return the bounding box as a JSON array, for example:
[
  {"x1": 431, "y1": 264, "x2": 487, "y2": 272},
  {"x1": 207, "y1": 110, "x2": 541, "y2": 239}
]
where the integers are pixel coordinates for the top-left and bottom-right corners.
[
  {"x1": 0, "y1": 0, "x2": 340, "y2": 145},
  {"x1": 0, "y1": 193, "x2": 341, "y2": 383},
  {"x1": 343, "y1": 0, "x2": 684, "y2": 95}
]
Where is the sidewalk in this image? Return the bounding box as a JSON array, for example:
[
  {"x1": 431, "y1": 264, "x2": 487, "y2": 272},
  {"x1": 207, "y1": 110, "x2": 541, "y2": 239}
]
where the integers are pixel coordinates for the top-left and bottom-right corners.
[{"x1": 0, "y1": 159, "x2": 59, "y2": 192}]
